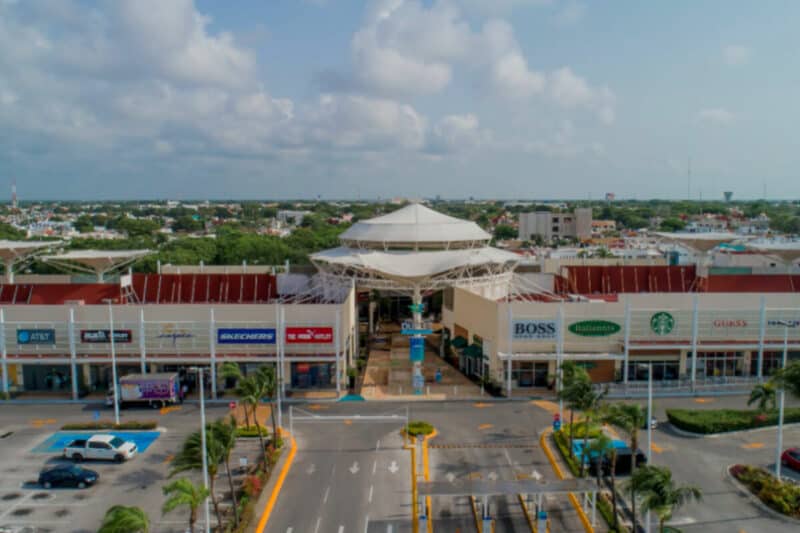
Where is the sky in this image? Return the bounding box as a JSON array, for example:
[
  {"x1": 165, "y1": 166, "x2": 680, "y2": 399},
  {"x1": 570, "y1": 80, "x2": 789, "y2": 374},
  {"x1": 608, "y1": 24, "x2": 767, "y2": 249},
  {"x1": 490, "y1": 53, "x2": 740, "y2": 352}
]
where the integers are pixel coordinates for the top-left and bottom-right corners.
[{"x1": 1, "y1": 0, "x2": 799, "y2": 201}]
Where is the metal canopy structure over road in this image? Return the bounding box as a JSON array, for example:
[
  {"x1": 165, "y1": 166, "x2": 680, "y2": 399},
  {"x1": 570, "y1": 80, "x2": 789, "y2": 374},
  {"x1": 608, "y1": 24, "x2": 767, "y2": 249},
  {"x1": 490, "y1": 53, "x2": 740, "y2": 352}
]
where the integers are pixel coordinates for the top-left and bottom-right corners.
[
  {"x1": 40, "y1": 249, "x2": 152, "y2": 281},
  {"x1": 0, "y1": 240, "x2": 58, "y2": 283}
]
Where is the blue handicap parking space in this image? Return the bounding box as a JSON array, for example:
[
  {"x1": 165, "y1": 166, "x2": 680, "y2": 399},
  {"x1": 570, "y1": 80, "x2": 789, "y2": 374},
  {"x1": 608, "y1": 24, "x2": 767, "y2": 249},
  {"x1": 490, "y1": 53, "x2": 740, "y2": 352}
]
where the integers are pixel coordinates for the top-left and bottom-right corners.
[{"x1": 32, "y1": 431, "x2": 161, "y2": 454}]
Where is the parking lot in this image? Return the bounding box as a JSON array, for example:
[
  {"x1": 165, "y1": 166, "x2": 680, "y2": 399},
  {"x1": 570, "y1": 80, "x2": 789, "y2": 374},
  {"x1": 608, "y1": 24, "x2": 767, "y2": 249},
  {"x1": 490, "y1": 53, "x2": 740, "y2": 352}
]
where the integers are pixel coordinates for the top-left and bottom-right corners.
[{"x1": 0, "y1": 403, "x2": 233, "y2": 533}]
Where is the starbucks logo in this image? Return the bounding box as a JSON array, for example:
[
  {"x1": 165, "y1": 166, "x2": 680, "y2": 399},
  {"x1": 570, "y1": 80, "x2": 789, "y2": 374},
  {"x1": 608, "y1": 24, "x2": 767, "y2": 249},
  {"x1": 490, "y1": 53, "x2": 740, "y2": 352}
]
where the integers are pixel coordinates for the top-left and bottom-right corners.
[{"x1": 650, "y1": 312, "x2": 674, "y2": 335}]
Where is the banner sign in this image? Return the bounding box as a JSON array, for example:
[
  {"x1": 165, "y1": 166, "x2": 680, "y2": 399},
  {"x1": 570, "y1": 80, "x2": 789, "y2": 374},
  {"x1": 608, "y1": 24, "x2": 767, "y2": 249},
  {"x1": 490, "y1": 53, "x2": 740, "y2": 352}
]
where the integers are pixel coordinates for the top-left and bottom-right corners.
[
  {"x1": 16, "y1": 329, "x2": 56, "y2": 344},
  {"x1": 157, "y1": 325, "x2": 195, "y2": 346},
  {"x1": 410, "y1": 336, "x2": 425, "y2": 362},
  {"x1": 512, "y1": 320, "x2": 558, "y2": 340},
  {"x1": 285, "y1": 326, "x2": 333, "y2": 344},
  {"x1": 217, "y1": 328, "x2": 276, "y2": 345},
  {"x1": 568, "y1": 320, "x2": 621, "y2": 337},
  {"x1": 81, "y1": 329, "x2": 133, "y2": 343},
  {"x1": 402, "y1": 328, "x2": 433, "y2": 336}
]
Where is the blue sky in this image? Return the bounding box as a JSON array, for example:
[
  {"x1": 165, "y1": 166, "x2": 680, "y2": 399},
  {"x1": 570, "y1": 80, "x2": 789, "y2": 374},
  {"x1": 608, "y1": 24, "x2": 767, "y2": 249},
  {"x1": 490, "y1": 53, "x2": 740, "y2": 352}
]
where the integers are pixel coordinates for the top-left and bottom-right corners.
[{"x1": 1, "y1": 0, "x2": 798, "y2": 200}]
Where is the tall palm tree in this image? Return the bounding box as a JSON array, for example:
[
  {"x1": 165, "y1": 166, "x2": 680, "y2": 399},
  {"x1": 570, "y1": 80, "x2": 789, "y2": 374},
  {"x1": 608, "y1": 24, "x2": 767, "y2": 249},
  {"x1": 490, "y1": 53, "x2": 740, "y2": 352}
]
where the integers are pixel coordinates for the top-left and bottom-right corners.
[
  {"x1": 221, "y1": 362, "x2": 274, "y2": 468},
  {"x1": 602, "y1": 402, "x2": 648, "y2": 528},
  {"x1": 98, "y1": 505, "x2": 150, "y2": 533},
  {"x1": 747, "y1": 382, "x2": 776, "y2": 412},
  {"x1": 557, "y1": 362, "x2": 591, "y2": 453},
  {"x1": 585, "y1": 432, "x2": 612, "y2": 488},
  {"x1": 577, "y1": 385, "x2": 606, "y2": 477},
  {"x1": 162, "y1": 478, "x2": 210, "y2": 533},
  {"x1": 772, "y1": 360, "x2": 800, "y2": 399},
  {"x1": 211, "y1": 416, "x2": 240, "y2": 527},
  {"x1": 627, "y1": 465, "x2": 702, "y2": 533},
  {"x1": 170, "y1": 428, "x2": 225, "y2": 530}
]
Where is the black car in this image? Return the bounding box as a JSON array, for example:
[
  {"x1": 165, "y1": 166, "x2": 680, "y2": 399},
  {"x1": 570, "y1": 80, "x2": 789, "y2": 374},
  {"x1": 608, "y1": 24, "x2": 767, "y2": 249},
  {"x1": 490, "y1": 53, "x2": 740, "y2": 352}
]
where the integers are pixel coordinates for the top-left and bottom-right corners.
[{"x1": 38, "y1": 465, "x2": 99, "y2": 489}]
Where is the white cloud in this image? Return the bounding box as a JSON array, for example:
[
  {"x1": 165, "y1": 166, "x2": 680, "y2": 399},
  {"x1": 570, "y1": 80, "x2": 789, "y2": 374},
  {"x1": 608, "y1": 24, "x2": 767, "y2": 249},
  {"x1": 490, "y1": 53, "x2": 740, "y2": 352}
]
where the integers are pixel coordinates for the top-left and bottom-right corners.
[
  {"x1": 723, "y1": 45, "x2": 752, "y2": 66},
  {"x1": 426, "y1": 113, "x2": 491, "y2": 154},
  {"x1": 524, "y1": 120, "x2": 604, "y2": 159},
  {"x1": 697, "y1": 108, "x2": 735, "y2": 125},
  {"x1": 553, "y1": 1, "x2": 586, "y2": 26},
  {"x1": 549, "y1": 67, "x2": 615, "y2": 123}
]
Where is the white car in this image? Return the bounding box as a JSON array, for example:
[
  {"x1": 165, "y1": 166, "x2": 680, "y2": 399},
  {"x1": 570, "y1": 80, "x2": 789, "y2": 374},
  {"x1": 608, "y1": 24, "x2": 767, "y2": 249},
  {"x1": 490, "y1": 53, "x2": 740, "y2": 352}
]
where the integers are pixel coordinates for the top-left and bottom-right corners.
[{"x1": 63, "y1": 434, "x2": 137, "y2": 463}]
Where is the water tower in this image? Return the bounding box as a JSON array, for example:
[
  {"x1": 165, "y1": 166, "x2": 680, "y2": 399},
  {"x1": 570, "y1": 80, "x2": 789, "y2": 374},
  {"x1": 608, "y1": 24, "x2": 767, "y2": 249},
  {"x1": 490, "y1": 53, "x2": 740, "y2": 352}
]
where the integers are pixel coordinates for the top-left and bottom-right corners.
[{"x1": 723, "y1": 191, "x2": 733, "y2": 202}]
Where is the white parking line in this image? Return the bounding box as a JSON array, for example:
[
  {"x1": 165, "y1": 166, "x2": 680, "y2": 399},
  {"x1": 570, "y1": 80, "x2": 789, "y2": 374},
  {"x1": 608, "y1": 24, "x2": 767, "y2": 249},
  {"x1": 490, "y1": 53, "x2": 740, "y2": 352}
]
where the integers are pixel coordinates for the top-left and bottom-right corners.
[
  {"x1": 364, "y1": 515, "x2": 370, "y2": 533},
  {"x1": 323, "y1": 485, "x2": 330, "y2": 504},
  {"x1": 338, "y1": 526, "x2": 344, "y2": 533},
  {"x1": 368, "y1": 484, "x2": 373, "y2": 503},
  {"x1": 372, "y1": 460, "x2": 377, "y2": 475},
  {"x1": 386, "y1": 525, "x2": 393, "y2": 533},
  {"x1": 313, "y1": 517, "x2": 322, "y2": 533},
  {"x1": 286, "y1": 527, "x2": 293, "y2": 533}
]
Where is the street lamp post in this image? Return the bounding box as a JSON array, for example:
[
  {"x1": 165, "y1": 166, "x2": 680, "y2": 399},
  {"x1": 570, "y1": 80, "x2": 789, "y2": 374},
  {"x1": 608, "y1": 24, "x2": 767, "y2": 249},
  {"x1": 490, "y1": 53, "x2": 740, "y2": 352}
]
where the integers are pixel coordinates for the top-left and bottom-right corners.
[
  {"x1": 104, "y1": 300, "x2": 120, "y2": 425},
  {"x1": 636, "y1": 362, "x2": 654, "y2": 533},
  {"x1": 775, "y1": 321, "x2": 790, "y2": 481},
  {"x1": 192, "y1": 366, "x2": 211, "y2": 533}
]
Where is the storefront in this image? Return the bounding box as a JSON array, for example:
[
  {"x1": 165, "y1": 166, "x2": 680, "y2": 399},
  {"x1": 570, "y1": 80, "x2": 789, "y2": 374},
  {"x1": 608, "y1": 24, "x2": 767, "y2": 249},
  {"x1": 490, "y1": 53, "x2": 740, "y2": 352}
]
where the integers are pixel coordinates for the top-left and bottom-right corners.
[
  {"x1": 751, "y1": 350, "x2": 800, "y2": 376},
  {"x1": 511, "y1": 361, "x2": 549, "y2": 387},
  {"x1": 291, "y1": 362, "x2": 334, "y2": 388},
  {"x1": 625, "y1": 360, "x2": 680, "y2": 381},
  {"x1": 22, "y1": 365, "x2": 72, "y2": 392},
  {"x1": 692, "y1": 351, "x2": 746, "y2": 378}
]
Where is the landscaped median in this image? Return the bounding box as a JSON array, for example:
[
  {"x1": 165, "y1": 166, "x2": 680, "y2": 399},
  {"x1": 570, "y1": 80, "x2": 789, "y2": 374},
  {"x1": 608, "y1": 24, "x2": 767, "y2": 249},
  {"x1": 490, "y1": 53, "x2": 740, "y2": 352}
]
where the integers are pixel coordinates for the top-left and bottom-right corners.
[
  {"x1": 729, "y1": 464, "x2": 800, "y2": 520},
  {"x1": 666, "y1": 407, "x2": 800, "y2": 434}
]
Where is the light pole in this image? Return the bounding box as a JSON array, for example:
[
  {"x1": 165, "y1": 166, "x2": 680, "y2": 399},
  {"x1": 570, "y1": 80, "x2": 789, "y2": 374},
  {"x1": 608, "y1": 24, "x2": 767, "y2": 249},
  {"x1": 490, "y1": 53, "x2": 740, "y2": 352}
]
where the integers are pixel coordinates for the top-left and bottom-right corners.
[
  {"x1": 104, "y1": 299, "x2": 120, "y2": 425},
  {"x1": 637, "y1": 362, "x2": 654, "y2": 533},
  {"x1": 774, "y1": 320, "x2": 791, "y2": 481},
  {"x1": 192, "y1": 366, "x2": 211, "y2": 533}
]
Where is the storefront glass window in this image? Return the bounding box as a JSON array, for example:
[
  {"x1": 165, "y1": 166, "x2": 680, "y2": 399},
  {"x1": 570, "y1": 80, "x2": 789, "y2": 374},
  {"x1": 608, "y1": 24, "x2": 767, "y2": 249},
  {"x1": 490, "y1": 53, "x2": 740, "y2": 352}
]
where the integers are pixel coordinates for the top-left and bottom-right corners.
[{"x1": 626, "y1": 361, "x2": 679, "y2": 381}]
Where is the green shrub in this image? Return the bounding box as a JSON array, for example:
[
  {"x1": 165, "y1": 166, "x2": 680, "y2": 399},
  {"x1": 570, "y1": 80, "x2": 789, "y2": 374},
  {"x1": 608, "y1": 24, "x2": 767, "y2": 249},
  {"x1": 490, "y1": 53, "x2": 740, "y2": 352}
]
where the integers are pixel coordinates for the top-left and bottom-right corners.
[
  {"x1": 730, "y1": 464, "x2": 800, "y2": 518},
  {"x1": 563, "y1": 422, "x2": 602, "y2": 439},
  {"x1": 667, "y1": 408, "x2": 800, "y2": 434},
  {"x1": 235, "y1": 426, "x2": 269, "y2": 438},
  {"x1": 552, "y1": 431, "x2": 582, "y2": 477},
  {"x1": 596, "y1": 492, "x2": 629, "y2": 533},
  {"x1": 405, "y1": 420, "x2": 434, "y2": 437},
  {"x1": 61, "y1": 420, "x2": 157, "y2": 430}
]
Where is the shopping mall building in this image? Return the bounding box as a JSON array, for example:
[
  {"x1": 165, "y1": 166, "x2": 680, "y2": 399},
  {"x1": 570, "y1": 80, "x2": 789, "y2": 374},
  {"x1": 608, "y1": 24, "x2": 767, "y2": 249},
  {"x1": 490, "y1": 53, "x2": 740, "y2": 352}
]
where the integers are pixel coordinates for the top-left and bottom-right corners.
[{"x1": 1, "y1": 207, "x2": 798, "y2": 399}]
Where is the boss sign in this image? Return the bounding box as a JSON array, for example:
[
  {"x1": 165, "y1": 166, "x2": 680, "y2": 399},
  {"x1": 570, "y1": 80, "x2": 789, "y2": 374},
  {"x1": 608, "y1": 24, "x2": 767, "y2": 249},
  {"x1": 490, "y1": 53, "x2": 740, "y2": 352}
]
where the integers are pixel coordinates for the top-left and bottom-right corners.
[{"x1": 512, "y1": 320, "x2": 558, "y2": 340}]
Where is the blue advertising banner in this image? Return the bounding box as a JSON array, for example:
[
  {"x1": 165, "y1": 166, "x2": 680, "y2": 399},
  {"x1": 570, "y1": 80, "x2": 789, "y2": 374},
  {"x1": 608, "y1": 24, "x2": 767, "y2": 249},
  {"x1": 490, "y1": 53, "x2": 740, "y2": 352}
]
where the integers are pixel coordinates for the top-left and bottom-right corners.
[
  {"x1": 401, "y1": 328, "x2": 433, "y2": 336},
  {"x1": 17, "y1": 329, "x2": 56, "y2": 344},
  {"x1": 217, "y1": 328, "x2": 276, "y2": 344},
  {"x1": 410, "y1": 336, "x2": 425, "y2": 362}
]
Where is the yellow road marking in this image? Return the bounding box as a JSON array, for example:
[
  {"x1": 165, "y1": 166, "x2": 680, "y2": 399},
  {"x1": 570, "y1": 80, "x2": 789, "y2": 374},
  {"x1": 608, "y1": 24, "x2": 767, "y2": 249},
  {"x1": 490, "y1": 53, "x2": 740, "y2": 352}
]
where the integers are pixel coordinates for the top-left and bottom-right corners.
[
  {"x1": 162, "y1": 454, "x2": 174, "y2": 464},
  {"x1": 478, "y1": 423, "x2": 494, "y2": 431},
  {"x1": 742, "y1": 442, "x2": 764, "y2": 449},
  {"x1": 531, "y1": 400, "x2": 560, "y2": 415},
  {"x1": 307, "y1": 404, "x2": 329, "y2": 411},
  {"x1": 651, "y1": 442, "x2": 664, "y2": 454},
  {"x1": 468, "y1": 471, "x2": 483, "y2": 480},
  {"x1": 421, "y1": 429, "x2": 437, "y2": 533},
  {"x1": 30, "y1": 418, "x2": 56, "y2": 426},
  {"x1": 694, "y1": 398, "x2": 714, "y2": 404},
  {"x1": 540, "y1": 428, "x2": 595, "y2": 533},
  {"x1": 159, "y1": 406, "x2": 182, "y2": 415},
  {"x1": 343, "y1": 419, "x2": 353, "y2": 425},
  {"x1": 473, "y1": 402, "x2": 492, "y2": 408},
  {"x1": 254, "y1": 431, "x2": 296, "y2": 533}
]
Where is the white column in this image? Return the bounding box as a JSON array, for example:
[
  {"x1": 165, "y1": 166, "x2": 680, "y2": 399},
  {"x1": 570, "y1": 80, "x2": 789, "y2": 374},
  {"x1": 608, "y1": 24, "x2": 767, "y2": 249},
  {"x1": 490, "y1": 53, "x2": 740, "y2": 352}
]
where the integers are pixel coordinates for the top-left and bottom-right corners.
[
  {"x1": 108, "y1": 303, "x2": 120, "y2": 425},
  {"x1": 506, "y1": 357, "x2": 512, "y2": 397},
  {"x1": 4, "y1": 260, "x2": 13, "y2": 284},
  {"x1": 756, "y1": 296, "x2": 766, "y2": 379},
  {"x1": 138, "y1": 309, "x2": 147, "y2": 374},
  {"x1": 623, "y1": 300, "x2": 631, "y2": 383},
  {"x1": 0, "y1": 308, "x2": 7, "y2": 397},
  {"x1": 197, "y1": 369, "x2": 211, "y2": 533},
  {"x1": 209, "y1": 309, "x2": 217, "y2": 399},
  {"x1": 557, "y1": 303, "x2": 565, "y2": 422},
  {"x1": 690, "y1": 294, "x2": 699, "y2": 386},
  {"x1": 280, "y1": 306, "x2": 287, "y2": 397},
  {"x1": 68, "y1": 308, "x2": 78, "y2": 400},
  {"x1": 507, "y1": 301, "x2": 514, "y2": 391},
  {"x1": 776, "y1": 325, "x2": 789, "y2": 480},
  {"x1": 335, "y1": 310, "x2": 341, "y2": 395}
]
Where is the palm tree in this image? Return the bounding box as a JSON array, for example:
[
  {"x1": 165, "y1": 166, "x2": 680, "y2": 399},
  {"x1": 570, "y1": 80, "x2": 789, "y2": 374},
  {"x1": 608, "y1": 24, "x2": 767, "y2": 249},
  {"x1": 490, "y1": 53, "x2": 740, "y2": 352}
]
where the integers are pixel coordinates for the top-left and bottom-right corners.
[
  {"x1": 585, "y1": 432, "x2": 612, "y2": 488},
  {"x1": 211, "y1": 416, "x2": 240, "y2": 527},
  {"x1": 221, "y1": 362, "x2": 252, "y2": 427},
  {"x1": 221, "y1": 362, "x2": 275, "y2": 469},
  {"x1": 98, "y1": 505, "x2": 150, "y2": 533},
  {"x1": 162, "y1": 478, "x2": 209, "y2": 533},
  {"x1": 747, "y1": 382, "x2": 776, "y2": 412},
  {"x1": 628, "y1": 465, "x2": 702, "y2": 533},
  {"x1": 557, "y1": 362, "x2": 591, "y2": 454},
  {"x1": 772, "y1": 360, "x2": 800, "y2": 399},
  {"x1": 603, "y1": 403, "x2": 648, "y2": 528},
  {"x1": 577, "y1": 385, "x2": 606, "y2": 477},
  {"x1": 171, "y1": 428, "x2": 225, "y2": 530}
]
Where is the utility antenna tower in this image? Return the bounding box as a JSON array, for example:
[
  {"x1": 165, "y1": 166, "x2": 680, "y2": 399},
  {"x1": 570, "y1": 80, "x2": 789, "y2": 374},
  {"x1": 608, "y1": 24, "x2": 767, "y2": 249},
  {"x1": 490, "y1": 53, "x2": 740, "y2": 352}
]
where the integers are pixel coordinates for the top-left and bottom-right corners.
[{"x1": 11, "y1": 178, "x2": 17, "y2": 210}]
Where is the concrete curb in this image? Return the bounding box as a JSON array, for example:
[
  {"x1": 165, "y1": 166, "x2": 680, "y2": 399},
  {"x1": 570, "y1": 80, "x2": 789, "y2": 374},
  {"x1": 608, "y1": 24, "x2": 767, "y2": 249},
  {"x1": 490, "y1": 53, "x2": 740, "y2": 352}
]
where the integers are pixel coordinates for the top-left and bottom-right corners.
[
  {"x1": 539, "y1": 428, "x2": 595, "y2": 533},
  {"x1": 667, "y1": 421, "x2": 800, "y2": 439},
  {"x1": 251, "y1": 432, "x2": 297, "y2": 533},
  {"x1": 725, "y1": 464, "x2": 800, "y2": 525}
]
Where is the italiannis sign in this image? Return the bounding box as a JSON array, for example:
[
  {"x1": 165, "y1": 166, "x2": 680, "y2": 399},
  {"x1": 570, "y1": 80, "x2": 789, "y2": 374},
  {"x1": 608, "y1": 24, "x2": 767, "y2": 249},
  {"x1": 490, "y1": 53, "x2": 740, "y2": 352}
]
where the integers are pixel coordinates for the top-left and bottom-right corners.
[
  {"x1": 650, "y1": 312, "x2": 675, "y2": 335},
  {"x1": 568, "y1": 320, "x2": 621, "y2": 337}
]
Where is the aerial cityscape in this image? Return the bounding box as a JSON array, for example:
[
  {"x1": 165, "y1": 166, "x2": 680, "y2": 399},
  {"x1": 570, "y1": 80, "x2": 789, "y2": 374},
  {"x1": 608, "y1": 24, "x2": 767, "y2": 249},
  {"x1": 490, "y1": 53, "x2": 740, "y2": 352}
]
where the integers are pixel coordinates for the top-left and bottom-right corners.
[{"x1": 1, "y1": 2, "x2": 799, "y2": 533}]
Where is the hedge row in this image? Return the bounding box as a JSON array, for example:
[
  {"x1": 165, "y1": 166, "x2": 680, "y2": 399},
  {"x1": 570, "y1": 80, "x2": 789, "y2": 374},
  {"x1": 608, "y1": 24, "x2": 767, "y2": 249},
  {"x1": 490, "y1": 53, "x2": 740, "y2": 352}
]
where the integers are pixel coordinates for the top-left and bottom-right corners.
[
  {"x1": 730, "y1": 464, "x2": 800, "y2": 518},
  {"x1": 61, "y1": 420, "x2": 158, "y2": 430},
  {"x1": 405, "y1": 420, "x2": 435, "y2": 437},
  {"x1": 235, "y1": 426, "x2": 270, "y2": 438},
  {"x1": 666, "y1": 408, "x2": 800, "y2": 434}
]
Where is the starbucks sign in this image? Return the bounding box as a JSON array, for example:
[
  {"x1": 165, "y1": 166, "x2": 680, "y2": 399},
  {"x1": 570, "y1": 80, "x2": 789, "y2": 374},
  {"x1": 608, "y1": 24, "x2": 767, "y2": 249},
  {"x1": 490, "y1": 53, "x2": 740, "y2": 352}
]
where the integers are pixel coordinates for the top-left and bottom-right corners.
[
  {"x1": 568, "y1": 320, "x2": 621, "y2": 337},
  {"x1": 650, "y1": 312, "x2": 675, "y2": 335}
]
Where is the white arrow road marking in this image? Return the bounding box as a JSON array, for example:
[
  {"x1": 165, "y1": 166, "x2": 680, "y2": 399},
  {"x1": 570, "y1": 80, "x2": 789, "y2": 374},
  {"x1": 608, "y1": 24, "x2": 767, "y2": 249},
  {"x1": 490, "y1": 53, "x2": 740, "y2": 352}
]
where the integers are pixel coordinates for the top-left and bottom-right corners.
[
  {"x1": 286, "y1": 528, "x2": 293, "y2": 533},
  {"x1": 338, "y1": 526, "x2": 344, "y2": 533},
  {"x1": 445, "y1": 472, "x2": 456, "y2": 483},
  {"x1": 350, "y1": 461, "x2": 360, "y2": 474},
  {"x1": 532, "y1": 470, "x2": 542, "y2": 481},
  {"x1": 306, "y1": 464, "x2": 316, "y2": 475},
  {"x1": 388, "y1": 460, "x2": 399, "y2": 474},
  {"x1": 487, "y1": 471, "x2": 498, "y2": 481}
]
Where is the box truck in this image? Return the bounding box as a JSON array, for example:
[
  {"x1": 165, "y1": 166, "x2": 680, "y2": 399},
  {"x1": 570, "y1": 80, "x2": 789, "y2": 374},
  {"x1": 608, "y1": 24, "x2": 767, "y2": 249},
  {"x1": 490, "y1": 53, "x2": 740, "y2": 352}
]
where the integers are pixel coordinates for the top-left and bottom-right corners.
[{"x1": 106, "y1": 372, "x2": 180, "y2": 408}]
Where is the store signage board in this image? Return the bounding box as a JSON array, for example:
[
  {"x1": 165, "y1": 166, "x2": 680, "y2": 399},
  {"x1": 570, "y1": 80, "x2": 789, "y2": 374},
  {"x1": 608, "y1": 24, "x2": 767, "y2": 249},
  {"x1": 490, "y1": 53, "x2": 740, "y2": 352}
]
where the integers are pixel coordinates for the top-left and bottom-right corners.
[
  {"x1": 410, "y1": 336, "x2": 425, "y2": 362},
  {"x1": 568, "y1": 320, "x2": 621, "y2": 337},
  {"x1": 217, "y1": 328, "x2": 276, "y2": 344},
  {"x1": 649, "y1": 312, "x2": 675, "y2": 336},
  {"x1": 402, "y1": 328, "x2": 433, "y2": 336},
  {"x1": 16, "y1": 329, "x2": 56, "y2": 344},
  {"x1": 285, "y1": 326, "x2": 334, "y2": 344},
  {"x1": 512, "y1": 320, "x2": 557, "y2": 340},
  {"x1": 81, "y1": 329, "x2": 133, "y2": 343}
]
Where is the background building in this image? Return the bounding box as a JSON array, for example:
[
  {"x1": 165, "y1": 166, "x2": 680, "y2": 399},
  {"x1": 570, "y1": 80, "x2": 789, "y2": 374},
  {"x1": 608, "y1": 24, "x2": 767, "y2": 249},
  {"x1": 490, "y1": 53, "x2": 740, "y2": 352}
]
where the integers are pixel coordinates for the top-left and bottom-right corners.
[{"x1": 518, "y1": 208, "x2": 593, "y2": 242}]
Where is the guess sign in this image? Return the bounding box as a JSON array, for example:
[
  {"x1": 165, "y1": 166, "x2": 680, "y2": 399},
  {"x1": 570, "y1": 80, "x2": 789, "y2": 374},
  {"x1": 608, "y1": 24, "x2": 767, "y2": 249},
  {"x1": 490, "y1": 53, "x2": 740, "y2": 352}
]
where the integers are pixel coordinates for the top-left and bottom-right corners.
[
  {"x1": 712, "y1": 319, "x2": 748, "y2": 328},
  {"x1": 285, "y1": 327, "x2": 333, "y2": 344}
]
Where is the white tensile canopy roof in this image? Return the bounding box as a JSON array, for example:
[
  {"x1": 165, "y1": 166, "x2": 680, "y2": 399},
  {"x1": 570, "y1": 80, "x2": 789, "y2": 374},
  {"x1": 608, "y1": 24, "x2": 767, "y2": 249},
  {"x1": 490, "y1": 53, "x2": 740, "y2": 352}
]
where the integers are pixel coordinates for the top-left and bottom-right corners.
[
  {"x1": 0, "y1": 240, "x2": 58, "y2": 283},
  {"x1": 312, "y1": 246, "x2": 519, "y2": 284},
  {"x1": 340, "y1": 203, "x2": 490, "y2": 248},
  {"x1": 653, "y1": 232, "x2": 741, "y2": 254},
  {"x1": 745, "y1": 242, "x2": 800, "y2": 265},
  {"x1": 40, "y1": 249, "x2": 152, "y2": 280}
]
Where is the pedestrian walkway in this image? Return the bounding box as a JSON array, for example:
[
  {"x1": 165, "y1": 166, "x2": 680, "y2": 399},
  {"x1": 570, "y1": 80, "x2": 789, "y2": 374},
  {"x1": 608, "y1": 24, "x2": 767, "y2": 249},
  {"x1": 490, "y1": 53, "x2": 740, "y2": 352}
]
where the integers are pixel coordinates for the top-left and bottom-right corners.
[{"x1": 360, "y1": 323, "x2": 482, "y2": 400}]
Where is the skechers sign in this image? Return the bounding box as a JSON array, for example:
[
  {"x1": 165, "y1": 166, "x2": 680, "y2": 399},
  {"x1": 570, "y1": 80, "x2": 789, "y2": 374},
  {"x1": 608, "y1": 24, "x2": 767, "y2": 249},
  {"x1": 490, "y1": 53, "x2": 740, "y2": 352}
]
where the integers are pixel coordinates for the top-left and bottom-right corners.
[
  {"x1": 81, "y1": 330, "x2": 133, "y2": 343},
  {"x1": 568, "y1": 320, "x2": 621, "y2": 337},
  {"x1": 17, "y1": 329, "x2": 56, "y2": 344},
  {"x1": 512, "y1": 320, "x2": 558, "y2": 340},
  {"x1": 217, "y1": 328, "x2": 276, "y2": 345}
]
